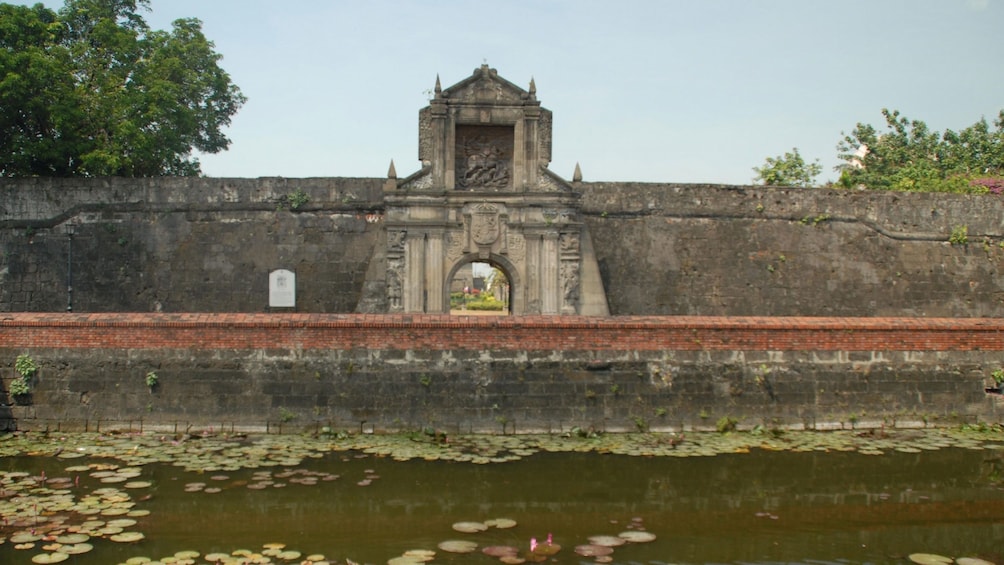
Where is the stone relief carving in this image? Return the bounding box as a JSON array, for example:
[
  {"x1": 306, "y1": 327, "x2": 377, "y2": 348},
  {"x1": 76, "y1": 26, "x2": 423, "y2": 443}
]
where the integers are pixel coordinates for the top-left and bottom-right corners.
[
  {"x1": 559, "y1": 232, "x2": 580, "y2": 255},
  {"x1": 387, "y1": 256, "x2": 404, "y2": 312},
  {"x1": 471, "y1": 203, "x2": 501, "y2": 246},
  {"x1": 446, "y1": 231, "x2": 464, "y2": 261},
  {"x1": 418, "y1": 107, "x2": 432, "y2": 163},
  {"x1": 399, "y1": 171, "x2": 433, "y2": 190},
  {"x1": 388, "y1": 230, "x2": 406, "y2": 253},
  {"x1": 561, "y1": 261, "x2": 580, "y2": 309},
  {"x1": 538, "y1": 110, "x2": 552, "y2": 163},
  {"x1": 506, "y1": 234, "x2": 525, "y2": 264},
  {"x1": 459, "y1": 134, "x2": 514, "y2": 189},
  {"x1": 537, "y1": 171, "x2": 564, "y2": 192}
]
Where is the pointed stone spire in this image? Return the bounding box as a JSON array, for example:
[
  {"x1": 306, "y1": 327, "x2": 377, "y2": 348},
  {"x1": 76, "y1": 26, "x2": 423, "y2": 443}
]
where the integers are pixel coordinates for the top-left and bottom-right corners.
[
  {"x1": 387, "y1": 159, "x2": 397, "y2": 179},
  {"x1": 434, "y1": 74, "x2": 442, "y2": 98},
  {"x1": 573, "y1": 162, "x2": 582, "y2": 183},
  {"x1": 528, "y1": 77, "x2": 537, "y2": 101}
]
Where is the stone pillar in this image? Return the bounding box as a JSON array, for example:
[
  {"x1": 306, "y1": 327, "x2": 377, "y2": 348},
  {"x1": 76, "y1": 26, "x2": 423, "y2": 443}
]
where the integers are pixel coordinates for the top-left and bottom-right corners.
[
  {"x1": 523, "y1": 233, "x2": 541, "y2": 314},
  {"x1": 404, "y1": 232, "x2": 426, "y2": 312},
  {"x1": 426, "y1": 231, "x2": 444, "y2": 312},
  {"x1": 541, "y1": 232, "x2": 559, "y2": 314}
]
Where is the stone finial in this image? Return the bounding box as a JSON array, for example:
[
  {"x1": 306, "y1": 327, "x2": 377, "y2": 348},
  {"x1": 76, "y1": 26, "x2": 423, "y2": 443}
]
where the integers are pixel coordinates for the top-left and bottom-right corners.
[
  {"x1": 387, "y1": 159, "x2": 397, "y2": 179},
  {"x1": 573, "y1": 162, "x2": 582, "y2": 182},
  {"x1": 528, "y1": 77, "x2": 537, "y2": 100},
  {"x1": 434, "y1": 75, "x2": 442, "y2": 98}
]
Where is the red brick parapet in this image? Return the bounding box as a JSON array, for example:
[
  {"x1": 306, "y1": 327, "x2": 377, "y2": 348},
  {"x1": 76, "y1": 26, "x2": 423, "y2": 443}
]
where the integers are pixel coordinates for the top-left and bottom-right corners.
[{"x1": 2, "y1": 313, "x2": 1002, "y2": 352}]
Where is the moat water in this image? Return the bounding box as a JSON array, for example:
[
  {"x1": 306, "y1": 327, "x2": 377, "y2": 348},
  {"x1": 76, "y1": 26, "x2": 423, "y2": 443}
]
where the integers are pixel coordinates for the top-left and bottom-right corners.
[{"x1": 2, "y1": 444, "x2": 1003, "y2": 565}]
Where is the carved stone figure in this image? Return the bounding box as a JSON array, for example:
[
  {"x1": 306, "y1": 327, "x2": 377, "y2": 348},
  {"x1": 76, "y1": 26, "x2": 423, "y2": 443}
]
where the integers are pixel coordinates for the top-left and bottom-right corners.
[
  {"x1": 387, "y1": 257, "x2": 403, "y2": 311},
  {"x1": 561, "y1": 261, "x2": 580, "y2": 307},
  {"x1": 458, "y1": 135, "x2": 511, "y2": 190},
  {"x1": 560, "y1": 232, "x2": 579, "y2": 254},
  {"x1": 388, "y1": 230, "x2": 406, "y2": 253}
]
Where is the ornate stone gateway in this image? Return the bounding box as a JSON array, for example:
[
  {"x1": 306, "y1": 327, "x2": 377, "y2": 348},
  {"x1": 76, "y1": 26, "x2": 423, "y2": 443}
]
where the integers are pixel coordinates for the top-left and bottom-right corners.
[{"x1": 385, "y1": 65, "x2": 608, "y2": 315}]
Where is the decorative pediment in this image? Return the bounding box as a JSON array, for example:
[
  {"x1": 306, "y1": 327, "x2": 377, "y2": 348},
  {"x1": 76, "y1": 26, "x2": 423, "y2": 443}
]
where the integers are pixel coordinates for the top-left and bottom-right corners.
[
  {"x1": 407, "y1": 65, "x2": 558, "y2": 193},
  {"x1": 440, "y1": 65, "x2": 534, "y2": 105}
]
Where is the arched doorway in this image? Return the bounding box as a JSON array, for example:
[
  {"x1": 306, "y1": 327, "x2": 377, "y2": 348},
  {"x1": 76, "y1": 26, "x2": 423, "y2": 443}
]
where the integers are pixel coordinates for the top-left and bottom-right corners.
[{"x1": 444, "y1": 254, "x2": 519, "y2": 315}]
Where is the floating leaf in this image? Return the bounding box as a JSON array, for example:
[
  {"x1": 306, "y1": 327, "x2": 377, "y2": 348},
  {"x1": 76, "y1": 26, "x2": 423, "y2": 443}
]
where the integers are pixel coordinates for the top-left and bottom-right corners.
[
  {"x1": 438, "y1": 540, "x2": 478, "y2": 553},
  {"x1": 451, "y1": 521, "x2": 488, "y2": 533},
  {"x1": 485, "y1": 518, "x2": 517, "y2": 529},
  {"x1": 31, "y1": 552, "x2": 69, "y2": 564},
  {"x1": 574, "y1": 544, "x2": 614, "y2": 557},
  {"x1": 618, "y1": 531, "x2": 656, "y2": 543},
  {"x1": 587, "y1": 535, "x2": 626, "y2": 547},
  {"x1": 482, "y1": 545, "x2": 519, "y2": 557},
  {"x1": 109, "y1": 532, "x2": 146, "y2": 543},
  {"x1": 61, "y1": 543, "x2": 94, "y2": 555},
  {"x1": 909, "y1": 554, "x2": 954, "y2": 565}
]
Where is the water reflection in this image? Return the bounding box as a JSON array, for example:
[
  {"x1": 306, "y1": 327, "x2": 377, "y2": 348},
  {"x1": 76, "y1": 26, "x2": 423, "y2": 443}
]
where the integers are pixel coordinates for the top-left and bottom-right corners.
[{"x1": 2, "y1": 447, "x2": 1003, "y2": 564}]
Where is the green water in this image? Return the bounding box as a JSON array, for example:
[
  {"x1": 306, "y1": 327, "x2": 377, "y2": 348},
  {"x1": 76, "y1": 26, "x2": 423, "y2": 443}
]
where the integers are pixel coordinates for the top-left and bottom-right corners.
[{"x1": 2, "y1": 446, "x2": 1004, "y2": 564}]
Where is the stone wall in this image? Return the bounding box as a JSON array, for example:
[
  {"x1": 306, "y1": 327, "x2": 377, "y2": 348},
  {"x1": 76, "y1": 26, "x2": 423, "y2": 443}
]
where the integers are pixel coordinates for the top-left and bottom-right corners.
[
  {"x1": 577, "y1": 182, "x2": 1004, "y2": 317},
  {"x1": 2, "y1": 313, "x2": 1001, "y2": 433},
  {"x1": 3, "y1": 177, "x2": 1003, "y2": 316},
  {"x1": 0, "y1": 177, "x2": 387, "y2": 313}
]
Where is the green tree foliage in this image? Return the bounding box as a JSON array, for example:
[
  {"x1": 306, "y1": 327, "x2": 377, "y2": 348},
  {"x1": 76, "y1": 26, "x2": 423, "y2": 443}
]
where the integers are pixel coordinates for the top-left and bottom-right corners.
[
  {"x1": 753, "y1": 147, "x2": 822, "y2": 188},
  {"x1": 0, "y1": 0, "x2": 245, "y2": 177},
  {"x1": 836, "y1": 108, "x2": 1004, "y2": 193}
]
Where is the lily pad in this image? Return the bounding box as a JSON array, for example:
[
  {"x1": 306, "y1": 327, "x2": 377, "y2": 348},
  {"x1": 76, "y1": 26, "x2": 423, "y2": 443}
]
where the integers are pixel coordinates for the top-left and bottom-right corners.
[
  {"x1": 61, "y1": 543, "x2": 94, "y2": 555},
  {"x1": 618, "y1": 530, "x2": 657, "y2": 543},
  {"x1": 531, "y1": 543, "x2": 561, "y2": 556},
  {"x1": 31, "y1": 553, "x2": 69, "y2": 564},
  {"x1": 587, "y1": 535, "x2": 626, "y2": 547},
  {"x1": 485, "y1": 518, "x2": 517, "y2": 529},
  {"x1": 909, "y1": 554, "x2": 954, "y2": 565},
  {"x1": 55, "y1": 533, "x2": 89, "y2": 544},
  {"x1": 109, "y1": 532, "x2": 146, "y2": 543},
  {"x1": 451, "y1": 521, "x2": 488, "y2": 533},
  {"x1": 438, "y1": 540, "x2": 478, "y2": 553},
  {"x1": 574, "y1": 544, "x2": 614, "y2": 557},
  {"x1": 482, "y1": 545, "x2": 519, "y2": 557}
]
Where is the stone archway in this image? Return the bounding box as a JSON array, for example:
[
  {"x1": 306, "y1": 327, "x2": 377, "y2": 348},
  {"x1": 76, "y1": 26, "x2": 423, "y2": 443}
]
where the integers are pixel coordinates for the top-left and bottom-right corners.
[
  {"x1": 444, "y1": 253, "x2": 521, "y2": 314},
  {"x1": 382, "y1": 65, "x2": 609, "y2": 316}
]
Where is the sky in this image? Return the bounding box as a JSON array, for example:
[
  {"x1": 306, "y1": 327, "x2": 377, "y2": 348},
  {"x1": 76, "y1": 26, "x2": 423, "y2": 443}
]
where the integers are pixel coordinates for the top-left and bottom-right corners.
[{"x1": 21, "y1": 0, "x2": 1004, "y2": 184}]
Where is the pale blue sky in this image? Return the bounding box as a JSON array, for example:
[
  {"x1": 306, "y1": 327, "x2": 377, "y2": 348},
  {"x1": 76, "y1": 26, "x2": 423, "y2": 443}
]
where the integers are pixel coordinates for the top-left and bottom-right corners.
[{"x1": 23, "y1": 0, "x2": 1004, "y2": 184}]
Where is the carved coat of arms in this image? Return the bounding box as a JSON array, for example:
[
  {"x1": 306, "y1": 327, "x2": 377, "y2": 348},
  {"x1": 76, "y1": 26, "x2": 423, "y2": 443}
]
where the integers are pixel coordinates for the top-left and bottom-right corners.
[{"x1": 471, "y1": 204, "x2": 500, "y2": 246}]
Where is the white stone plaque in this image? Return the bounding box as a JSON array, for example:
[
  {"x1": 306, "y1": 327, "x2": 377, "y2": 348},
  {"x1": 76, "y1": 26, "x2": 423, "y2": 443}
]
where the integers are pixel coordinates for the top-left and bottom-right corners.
[{"x1": 269, "y1": 269, "x2": 296, "y2": 308}]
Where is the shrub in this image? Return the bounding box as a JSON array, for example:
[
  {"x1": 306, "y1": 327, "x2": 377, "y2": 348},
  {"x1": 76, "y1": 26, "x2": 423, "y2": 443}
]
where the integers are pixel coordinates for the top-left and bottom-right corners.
[
  {"x1": 8, "y1": 376, "x2": 30, "y2": 397},
  {"x1": 992, "y1": 369, "x2": 1004, "y2": 386},
  {"x1": 949, "y1": 225, "x2": 969, "y2": 245},
  {"x1": 15, "y1": 354, "x2": 37, "y2": 379},
  {"x1": 716, "y1": 416, "x2": 738, "y2": 433}
]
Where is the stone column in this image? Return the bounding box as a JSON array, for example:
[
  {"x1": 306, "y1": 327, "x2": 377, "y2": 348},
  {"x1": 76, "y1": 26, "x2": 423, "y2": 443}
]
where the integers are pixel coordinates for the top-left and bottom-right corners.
[
  {"x1": 426, "y1": 231, "x2": 444, "y2": 312},
  {"x1": 541, "y1": 232, "x2": 559, "y2": 314},
  {"x1": 404, "y1": 232, "x2": 426, "y2": 312},
  {"x1": 522, "y1": 233, "x2": 540, "y2": 314}
]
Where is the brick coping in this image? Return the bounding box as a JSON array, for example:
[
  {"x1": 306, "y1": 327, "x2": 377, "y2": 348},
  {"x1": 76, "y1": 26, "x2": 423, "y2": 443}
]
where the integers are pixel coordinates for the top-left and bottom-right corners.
[{"x1": 3, "y1": 312, "x2": 1003, "y2": 331}]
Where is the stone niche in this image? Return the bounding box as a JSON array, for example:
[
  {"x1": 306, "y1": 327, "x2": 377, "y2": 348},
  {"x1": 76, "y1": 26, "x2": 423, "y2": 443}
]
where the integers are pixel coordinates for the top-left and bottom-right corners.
[{"x1": 386, "y1": 65, "x2": 608, "y2": 316}]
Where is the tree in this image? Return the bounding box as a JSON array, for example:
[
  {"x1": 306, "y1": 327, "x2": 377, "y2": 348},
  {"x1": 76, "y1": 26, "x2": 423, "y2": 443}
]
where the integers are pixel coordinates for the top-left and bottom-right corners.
[
  {"x1": 836, "y1": 108, "x2": 1004, "y2": 192},
  {"x1": 753, "y1": 147, "x2": 822, "y2": 188},
  {"x1": 0, "y1": 0, "x2": 245, "y2": 177}
]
